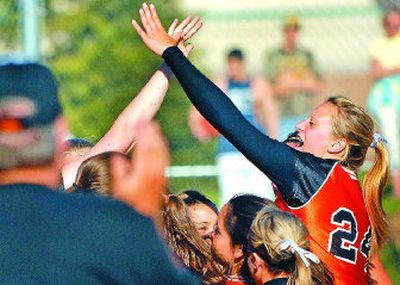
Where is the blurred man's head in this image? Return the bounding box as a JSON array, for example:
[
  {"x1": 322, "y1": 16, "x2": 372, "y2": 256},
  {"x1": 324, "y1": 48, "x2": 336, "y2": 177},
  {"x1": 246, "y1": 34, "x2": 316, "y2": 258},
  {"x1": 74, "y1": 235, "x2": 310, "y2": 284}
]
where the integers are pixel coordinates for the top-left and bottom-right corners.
[
  {"x1": 226, "y1": 48, "x2": 245, "y2": 81},
  {"x1": 383, "y1": 10, "x2": 400, "y2": 37},
  {"x1": 0, "y1": 63, "x2": 66, "y2": 187},
  {"x1": 282, "y1": 14, "x2": 301, "y2": 49}
]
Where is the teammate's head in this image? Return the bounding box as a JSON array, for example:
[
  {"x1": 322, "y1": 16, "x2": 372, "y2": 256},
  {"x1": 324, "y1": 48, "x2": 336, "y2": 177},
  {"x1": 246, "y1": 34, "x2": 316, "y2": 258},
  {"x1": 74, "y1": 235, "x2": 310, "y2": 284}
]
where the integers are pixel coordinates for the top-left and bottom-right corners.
[
  {"x1": 246, "y1": 209, "x2": 330, "y2": 285},
  {"x1": 226, "y1": 48, "x2": 245, "y2": 81},
  {"x1": 161, "y1": 195, "x2": 225, "y2": 284},
  {"x1": 71, "y1": 151, "x2": 127, "y2": 195},
  {"x1": 212, "y1": 194, "x2": 278, "y2": 276},
  {"x1": 178, "y1": 190, "x2": 218, "y2": 243},
  {"x1": 295, "y1": 95, "x2": 389, "y2": 256}
]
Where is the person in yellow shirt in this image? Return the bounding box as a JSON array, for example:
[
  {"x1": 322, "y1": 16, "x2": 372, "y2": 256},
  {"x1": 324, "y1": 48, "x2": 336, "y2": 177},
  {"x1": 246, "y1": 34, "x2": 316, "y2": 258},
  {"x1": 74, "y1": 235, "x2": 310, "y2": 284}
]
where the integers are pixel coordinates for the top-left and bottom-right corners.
[{"x1": 368, "y1": 10, "x2": 400, "y2": 197}]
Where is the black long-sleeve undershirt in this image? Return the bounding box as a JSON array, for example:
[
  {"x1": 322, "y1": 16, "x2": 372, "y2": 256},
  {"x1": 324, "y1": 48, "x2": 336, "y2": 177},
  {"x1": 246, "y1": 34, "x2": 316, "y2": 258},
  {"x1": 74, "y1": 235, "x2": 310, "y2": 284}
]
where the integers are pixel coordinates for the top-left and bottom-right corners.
[{"x1": 163, "y1": 47, "x2": 295, "y2": 188}]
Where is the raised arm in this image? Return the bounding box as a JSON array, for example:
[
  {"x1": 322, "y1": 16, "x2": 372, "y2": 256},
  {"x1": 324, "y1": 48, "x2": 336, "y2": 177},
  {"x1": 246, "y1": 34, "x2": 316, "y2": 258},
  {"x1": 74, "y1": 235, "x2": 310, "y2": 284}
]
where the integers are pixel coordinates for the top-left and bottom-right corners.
[
  {"x1": 62, "y1": 15, "x2": 202, "y2": 189},
  {"x1": 132, "y1": 3, "x2": 296, "y2": 190}
]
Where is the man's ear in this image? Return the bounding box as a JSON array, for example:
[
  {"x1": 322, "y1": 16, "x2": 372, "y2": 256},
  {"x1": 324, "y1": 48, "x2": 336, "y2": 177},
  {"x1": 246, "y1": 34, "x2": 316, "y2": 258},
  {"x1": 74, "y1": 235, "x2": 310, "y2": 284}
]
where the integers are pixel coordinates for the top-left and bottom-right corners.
[{"x1": 328, "y1": 137, "x2": 347, "y2": 154}]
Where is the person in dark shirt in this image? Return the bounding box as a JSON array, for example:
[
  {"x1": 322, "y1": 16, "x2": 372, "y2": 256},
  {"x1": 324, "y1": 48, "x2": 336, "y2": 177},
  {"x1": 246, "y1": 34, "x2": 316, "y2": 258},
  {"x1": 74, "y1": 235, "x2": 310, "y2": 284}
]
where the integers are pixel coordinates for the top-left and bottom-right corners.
[
  {"x1": 0, "y1": 62, "x2": 200, "y2": 285},
  {"x1": 131, "y1": 4, "x2": 390, "y2": 284}
]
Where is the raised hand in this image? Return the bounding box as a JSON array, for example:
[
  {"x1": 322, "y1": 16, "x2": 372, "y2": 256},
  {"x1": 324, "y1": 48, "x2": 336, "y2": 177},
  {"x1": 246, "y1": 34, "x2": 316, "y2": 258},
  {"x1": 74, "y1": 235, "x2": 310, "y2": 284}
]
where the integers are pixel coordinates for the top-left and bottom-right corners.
[
  {"x1": 167, "y1": 16, "x2": 203, "y2": 57},
  {"x1": 132, "y1": 3, "x2": 179, "y2": 56},
  {"x1": 111, "y1": 121, "x2": 170, "y2": 218}
]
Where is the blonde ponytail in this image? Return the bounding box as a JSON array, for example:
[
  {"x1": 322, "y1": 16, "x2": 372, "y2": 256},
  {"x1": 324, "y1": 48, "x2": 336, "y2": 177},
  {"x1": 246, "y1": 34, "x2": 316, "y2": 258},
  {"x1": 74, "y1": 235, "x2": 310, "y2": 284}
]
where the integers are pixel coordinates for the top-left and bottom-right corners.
[
  {"x1": 362, "y1": 141, "x2": 390, "y2": 256},
  {"x1": 327, "y1": 96, "x2": 390, "y2": 255},
  {"x1": 248, "y1": 209, "x2": 331, "y2": 285}
]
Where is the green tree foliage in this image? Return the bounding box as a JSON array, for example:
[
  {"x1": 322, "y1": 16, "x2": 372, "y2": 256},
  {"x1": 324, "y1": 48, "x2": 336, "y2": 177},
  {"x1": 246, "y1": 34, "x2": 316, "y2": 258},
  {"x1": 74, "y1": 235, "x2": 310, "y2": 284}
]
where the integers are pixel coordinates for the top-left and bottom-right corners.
[
  {"x1": 46, "y1": 0, "x2": 182, "y2": 140},
  {"x1": 46, "y1": 0, "x2": 217, "y2": 194},
  {"x1": 0, "y1": 1, "x2": 19, "y2": 50}
]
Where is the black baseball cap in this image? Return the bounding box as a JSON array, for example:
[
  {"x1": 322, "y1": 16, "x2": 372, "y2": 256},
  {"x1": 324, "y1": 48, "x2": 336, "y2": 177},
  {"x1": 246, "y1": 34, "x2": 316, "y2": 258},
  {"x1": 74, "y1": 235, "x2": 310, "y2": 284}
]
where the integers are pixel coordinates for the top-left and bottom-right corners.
[{"x1": 0, "y1": 63, "x2": 61, "y2": 169}]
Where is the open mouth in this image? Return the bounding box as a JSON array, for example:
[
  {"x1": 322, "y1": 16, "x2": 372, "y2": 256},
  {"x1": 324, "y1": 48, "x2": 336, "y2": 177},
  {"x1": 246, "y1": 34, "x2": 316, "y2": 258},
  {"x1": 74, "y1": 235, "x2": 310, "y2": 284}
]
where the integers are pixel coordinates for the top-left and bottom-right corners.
[{"x1": 283, "y1": 131, "x2": 304, "y2": 147}]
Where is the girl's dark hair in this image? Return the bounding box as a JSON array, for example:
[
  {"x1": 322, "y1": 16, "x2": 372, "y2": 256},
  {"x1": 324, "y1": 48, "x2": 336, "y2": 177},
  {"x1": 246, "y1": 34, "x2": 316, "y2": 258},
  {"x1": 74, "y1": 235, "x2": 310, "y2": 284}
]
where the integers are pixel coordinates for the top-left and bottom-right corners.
[
  {"x1": 223, "y1": 194, "x2": 279, "y2": 280},
  {"x1": 179, "y1": 190, "x2": 218, "y2": 214},
  {"x1": 224, "y1": 194, "x2": 278, "y2": 247}
]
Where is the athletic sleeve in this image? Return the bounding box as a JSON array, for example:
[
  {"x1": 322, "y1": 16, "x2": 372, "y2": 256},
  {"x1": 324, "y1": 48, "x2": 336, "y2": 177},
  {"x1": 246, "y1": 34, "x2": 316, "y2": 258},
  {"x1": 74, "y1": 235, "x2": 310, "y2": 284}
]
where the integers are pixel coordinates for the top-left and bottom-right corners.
[{"x1": 162, "y1": 46, "x2": 296, "y2": 193}]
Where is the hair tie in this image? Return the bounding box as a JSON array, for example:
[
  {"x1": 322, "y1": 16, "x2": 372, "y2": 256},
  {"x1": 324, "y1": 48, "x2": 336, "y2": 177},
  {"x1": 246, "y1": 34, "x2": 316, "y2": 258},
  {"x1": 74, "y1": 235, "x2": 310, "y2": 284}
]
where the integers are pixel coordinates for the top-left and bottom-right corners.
[
  {"x1": 370, "y1": 133, "x2": 387, "y2": 149},
  {"x1": 279, "y1": 239, "x2": 320, "y2": 267}
]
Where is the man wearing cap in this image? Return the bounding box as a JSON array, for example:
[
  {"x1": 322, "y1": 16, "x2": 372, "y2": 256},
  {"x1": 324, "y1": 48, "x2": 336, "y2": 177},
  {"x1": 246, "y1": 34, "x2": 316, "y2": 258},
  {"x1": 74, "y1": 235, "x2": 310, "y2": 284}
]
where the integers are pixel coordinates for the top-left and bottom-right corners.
[
  {"x1": 265, "y1": 14, "x2": 321, "y2": 141},
  {"x1": 0, "y1": 63, "x2": 199, "y2": 284}
]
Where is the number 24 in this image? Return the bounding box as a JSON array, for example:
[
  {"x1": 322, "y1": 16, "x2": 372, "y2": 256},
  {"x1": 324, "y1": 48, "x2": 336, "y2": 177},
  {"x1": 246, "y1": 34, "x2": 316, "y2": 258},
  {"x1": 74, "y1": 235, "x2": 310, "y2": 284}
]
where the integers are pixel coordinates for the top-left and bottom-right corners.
[{"x1": 328, "y1": 208, "x2": 371, "y2": 264}]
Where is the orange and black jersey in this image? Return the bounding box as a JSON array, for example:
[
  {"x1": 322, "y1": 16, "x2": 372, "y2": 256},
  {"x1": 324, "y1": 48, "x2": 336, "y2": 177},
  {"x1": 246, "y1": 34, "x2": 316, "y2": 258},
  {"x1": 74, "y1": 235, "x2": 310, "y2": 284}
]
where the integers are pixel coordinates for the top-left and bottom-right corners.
[{"x1": 163, "y1": 47, "x2": 371, "y2": 284}]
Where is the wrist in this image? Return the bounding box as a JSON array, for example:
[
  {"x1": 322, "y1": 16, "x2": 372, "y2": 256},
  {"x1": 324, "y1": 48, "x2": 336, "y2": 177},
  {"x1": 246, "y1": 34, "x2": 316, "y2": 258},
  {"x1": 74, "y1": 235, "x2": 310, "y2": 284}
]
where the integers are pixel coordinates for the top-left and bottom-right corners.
[{"x1": 158, "y1": 62, "x2": 173, "y2": 80}]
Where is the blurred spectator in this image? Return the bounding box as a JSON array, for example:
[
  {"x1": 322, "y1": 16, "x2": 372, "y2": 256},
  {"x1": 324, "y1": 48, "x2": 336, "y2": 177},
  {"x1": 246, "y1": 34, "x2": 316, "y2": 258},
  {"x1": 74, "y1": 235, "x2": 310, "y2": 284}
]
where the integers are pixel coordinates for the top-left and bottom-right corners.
[
  {"x1": 265, "y1": 14, "x2": 321, "y2": 141},
  {"x1": 0, "y1": 62, "x2": 199, "y2": 285},
  {"x1": 189, "y1": 48, "x2": 278, "y2": 205},
  {"x1": 368, "y1": 9, "x2": 400, "y2": 197}
]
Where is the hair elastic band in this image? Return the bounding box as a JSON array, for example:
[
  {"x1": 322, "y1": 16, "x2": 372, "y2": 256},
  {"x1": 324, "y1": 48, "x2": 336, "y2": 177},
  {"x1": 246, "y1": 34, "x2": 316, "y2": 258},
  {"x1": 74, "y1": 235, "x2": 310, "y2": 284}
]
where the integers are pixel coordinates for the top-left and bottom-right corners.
[
  {"x1": 279, "y1": 239, "x2": 320, "y2": 267},
  {"x1": 370, "y1": 133, "x2": 387, "y2": 149}
]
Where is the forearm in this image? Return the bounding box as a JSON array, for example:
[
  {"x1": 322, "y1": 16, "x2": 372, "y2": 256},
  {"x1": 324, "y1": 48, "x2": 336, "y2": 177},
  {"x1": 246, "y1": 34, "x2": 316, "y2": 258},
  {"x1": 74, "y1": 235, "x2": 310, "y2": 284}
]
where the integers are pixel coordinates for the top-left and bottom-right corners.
[
  {"x1": 91, "y1": 64, "x2": 170, "y2": 154},
  {"x1": 262, "y1": 105, "x2": 280, "y2": 139},
  {"x1": 372, "y1": 67, "x2": 400, "y2": 80},
  {"x1": 162, "y1": 46, "x2": 295, "y2": 187}
]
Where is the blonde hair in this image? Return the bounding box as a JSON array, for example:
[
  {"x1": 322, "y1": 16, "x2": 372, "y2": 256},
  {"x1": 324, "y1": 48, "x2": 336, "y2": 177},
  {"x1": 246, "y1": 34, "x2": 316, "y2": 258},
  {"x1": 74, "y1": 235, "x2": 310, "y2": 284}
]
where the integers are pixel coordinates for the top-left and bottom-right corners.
[
  {"x1": 327, "y1": 96, "x2": 389, "y2": 255},
  {"x1": 247, "y1": 209, "x2": 331, "y2": 285}
]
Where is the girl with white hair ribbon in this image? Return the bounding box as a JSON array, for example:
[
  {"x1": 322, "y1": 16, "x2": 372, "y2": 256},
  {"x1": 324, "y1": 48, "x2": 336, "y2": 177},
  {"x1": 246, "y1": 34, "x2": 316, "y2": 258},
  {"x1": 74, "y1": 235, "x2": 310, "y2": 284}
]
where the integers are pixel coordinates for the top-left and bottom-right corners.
[{"x1": 245, "y1": 208, "x2": 332, "y2": 285}]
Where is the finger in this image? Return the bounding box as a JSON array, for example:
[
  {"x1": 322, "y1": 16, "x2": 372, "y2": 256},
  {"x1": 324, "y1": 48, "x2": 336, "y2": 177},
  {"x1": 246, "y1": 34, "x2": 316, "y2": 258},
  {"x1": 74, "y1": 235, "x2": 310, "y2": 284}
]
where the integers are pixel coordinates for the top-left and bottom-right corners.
[
  {"x1": 183, "y1": 18, "x2": 203, "y2": 41},
  {"x1": 111, "y1": 155, "x2": 131, "y2": 188},
  {"x1": 133, "y1": 121, "x2": 170, "y2": 177},
  {"x1": 131, "y1": 19, "x2": 147, "y2": 39},
  {"x1": 142, "y1": 3, "x2": 155, "y2": 31},
  {"x1": 167, "y1": 18, "x2": 178, "y2": 35},
  {"x1": 149, "y1": 3, "x2": 163, "y2": 29},
  {"x1": 185, "y1": 43, "x2": 194, "y2": 54},
  {"x1": 175, "y1": 15, "x2": 192, "y2": 33},
  {"x1": 139, "y1": 8, "x2": 151, "y2": 34},
  {"x1": 181, "y1": 16, "x2": 200, "y2": 37}
]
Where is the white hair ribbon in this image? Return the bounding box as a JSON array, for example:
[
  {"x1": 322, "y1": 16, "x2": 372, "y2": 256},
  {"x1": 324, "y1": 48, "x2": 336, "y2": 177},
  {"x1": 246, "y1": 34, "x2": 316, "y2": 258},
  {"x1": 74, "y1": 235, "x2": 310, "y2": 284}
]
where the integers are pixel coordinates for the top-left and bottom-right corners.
[
  {"x1": 279, "y1": 239, "x2": 320, "y2": 267},
  {"x1": 370, "y1": 133, "x2": 387, "y2": 149}
]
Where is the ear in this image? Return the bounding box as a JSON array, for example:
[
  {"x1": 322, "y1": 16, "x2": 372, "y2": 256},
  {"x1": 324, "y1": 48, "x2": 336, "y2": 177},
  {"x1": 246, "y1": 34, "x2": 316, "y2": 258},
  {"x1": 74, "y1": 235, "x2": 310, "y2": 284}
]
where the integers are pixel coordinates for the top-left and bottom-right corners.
[
  {"x1": 247, "y1": 253, "x2": 263, "y2": 276},
  {"x1": 328, "y1": 137, "x2": 347, "y2": 154},
  {"x1": 233, "y1": 244, "x2": 244, "y2": 261}
]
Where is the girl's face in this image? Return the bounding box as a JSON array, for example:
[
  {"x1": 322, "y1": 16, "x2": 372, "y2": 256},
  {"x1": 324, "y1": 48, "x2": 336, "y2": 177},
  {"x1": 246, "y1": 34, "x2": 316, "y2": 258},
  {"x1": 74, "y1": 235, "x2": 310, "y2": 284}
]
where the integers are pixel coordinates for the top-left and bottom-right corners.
[
  {"x1": 212, "y1": 204, "x2": 235, "y2": 264},
  {"x1": 294, "y1": 102, "x2": 338, "y2": 158},
  {"x1": 188, "y1": 203, "x2": 217, "y2": 244}
]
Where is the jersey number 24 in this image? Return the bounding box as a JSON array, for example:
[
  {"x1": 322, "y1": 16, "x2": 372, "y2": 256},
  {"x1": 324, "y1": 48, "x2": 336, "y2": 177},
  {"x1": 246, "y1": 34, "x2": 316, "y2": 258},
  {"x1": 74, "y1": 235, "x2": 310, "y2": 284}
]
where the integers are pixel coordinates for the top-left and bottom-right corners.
[{"x1": 328, "y1": 207, "x2": 371, "y2": 264}]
